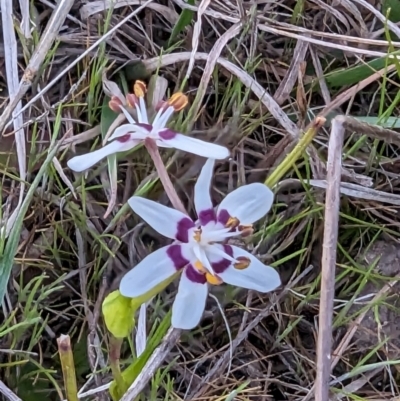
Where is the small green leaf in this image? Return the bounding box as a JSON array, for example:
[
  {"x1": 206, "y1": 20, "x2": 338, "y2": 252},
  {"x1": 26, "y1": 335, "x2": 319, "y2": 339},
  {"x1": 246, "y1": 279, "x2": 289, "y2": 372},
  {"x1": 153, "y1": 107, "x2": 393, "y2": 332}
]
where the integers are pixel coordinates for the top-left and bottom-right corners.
[
  {"x1": 168, "y1": 0, "x2": 195, "y2": 47},
  {"x1": 323, "y1": 55, "x2": 398, "y2": 88},
  {"x1": 102, "y1": 291, "x2": 136, "y2": 339}
]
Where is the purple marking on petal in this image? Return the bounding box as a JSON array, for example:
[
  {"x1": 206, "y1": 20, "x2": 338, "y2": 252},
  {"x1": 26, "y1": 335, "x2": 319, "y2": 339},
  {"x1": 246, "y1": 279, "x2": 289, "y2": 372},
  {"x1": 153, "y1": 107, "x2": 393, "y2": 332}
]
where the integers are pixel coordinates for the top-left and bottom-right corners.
[
  {"x1": 198, "y1": 208, "x2": 216, "y2": 226},
  {"x1": 185, "y1": 265, "x2": 207, "y2": 284},
  {"x1": 166, "y1": 245, "x2": 189, "y2": 270},
  {"x1": 116, "y1": 134, "x2": 131, "y2": 143},
  {"x1": 176, "y1": 218, "x2": 195, "y2": 243},
  {"x1": 217, "y1": 209, "x2": 230, "y2": 225},
  {"x1": 212, "y1": 244, "x2": 233, "y2": 274},
  {"x1": 159, "y1": 129, "x2": 177, "y2": 140},
  {"x1": 136, "y1": 122, "x2": 153, "y2": 131}
]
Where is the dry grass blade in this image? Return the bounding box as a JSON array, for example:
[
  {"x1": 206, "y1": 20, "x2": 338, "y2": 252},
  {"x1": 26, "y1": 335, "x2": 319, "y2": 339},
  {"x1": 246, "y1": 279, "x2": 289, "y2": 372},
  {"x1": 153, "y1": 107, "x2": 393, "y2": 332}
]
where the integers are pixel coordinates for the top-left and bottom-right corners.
[
  {"x1": 188, "y1": 23, "x2": 242, "y2": 129},
  {"x1": 0, "y1": 381, "x2": 22, "y2": 401},
  {"x1": 143, "y1": 52, "x2": 300, "y2": 137},
  {"x1": 186, "y1": 0, "x2": 212, "y2": 79},
  {"x1": 19, "y1": 0, "x2": 32, "y2": 39},
  {"x1": 315, "y1": 117, "x2": 344, "y2": 401},
  {"x1": 187, "y1": 265, "x2": 314, "y2": 400},
  {"x1": 11, "y1": 0, "x2": 154, "y2": 126},
  {"x1": 0, "y1": 0, "x2": 75, "y2": 135},
  {"x1": 275, "y1": 39, "x2": 309, "y2": 105},
  {"x1": 119, "y1": 328, "x2": 182, "y2": 401},
  {"x1": 80, "y1": 0, "x2": 178, "y2": 23},
  {"x1": 308, "y1": 180, "x2": 400, "y2": 206},
  {"x1": 1, "y1": 0, "x2": 26, "y2": 236},
  {"x1": 352, "y1": 0, "x2": 400, "y2": 38}
]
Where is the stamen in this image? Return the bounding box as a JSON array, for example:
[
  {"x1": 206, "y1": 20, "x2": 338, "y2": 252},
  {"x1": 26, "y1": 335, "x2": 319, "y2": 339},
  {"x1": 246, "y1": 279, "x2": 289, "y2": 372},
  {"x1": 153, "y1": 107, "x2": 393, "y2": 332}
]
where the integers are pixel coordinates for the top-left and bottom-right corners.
[
  {"x1": 238, "y1": 224, "x2": 254, "y2": 237},
  {"x1": 109, "y1": 96, "x2": 123, "y2": 113},
  {"x1": 234, "y1": 256, "x2": 250, "y2": 270},
  {"x1": 134, "y1": 80, "x2": 147, "y2": 98},
  {"x1": 167, "y1": 93, "x2": 188, "y2": 111},
  {"x1": 193, "y1": 228, "x2": 202, "y2": 242},
  {"x1": 206, "y1": 273, "x2": 223, "y2": 285},
  {"x1": 225, "y1": 216, "x2": 240, "y2": 229},
  {"x1": 126, "y1": 93, "x2": 138, "y2": 108},
  {"x1": 193, "y1": 260, "x2": 207, "y2": 274}
]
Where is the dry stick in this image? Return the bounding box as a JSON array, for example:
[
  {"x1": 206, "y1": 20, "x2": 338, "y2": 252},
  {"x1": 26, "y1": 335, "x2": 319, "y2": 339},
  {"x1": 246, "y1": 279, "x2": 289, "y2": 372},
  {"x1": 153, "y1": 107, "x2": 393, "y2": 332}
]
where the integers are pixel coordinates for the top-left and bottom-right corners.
[
  {"x1": 306, "y1": 115, "x2": 400, "y2": 401},
  {"x1": 145, "y1": 138, "x2": 187, "y2": 214},
  {"x1": 187, "y1": 265, "x2": 314, "y2": 400},
  {"x1": 0, "y1": 381, "x2": 22, "y2": 401},
  {"x1": 119, "y1": 328, "x2": 182, "y2": 401},
  {"x1": 0, "y1": 0, "x2": 74, "y2": 134},
  {"x1": 315, "y1": 118, "x2": 344, "y2": 401}
]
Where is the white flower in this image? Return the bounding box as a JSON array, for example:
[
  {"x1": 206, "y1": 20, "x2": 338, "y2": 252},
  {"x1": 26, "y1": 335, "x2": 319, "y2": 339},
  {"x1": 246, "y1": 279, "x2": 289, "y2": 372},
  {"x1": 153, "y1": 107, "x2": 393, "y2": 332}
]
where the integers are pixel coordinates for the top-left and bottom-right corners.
[
  {"x1": 119, "y1": 158, "x2": 281, "y2": 330},
  {"x1": 67, "y1": 81, "x2": 230, "y2": 172}
]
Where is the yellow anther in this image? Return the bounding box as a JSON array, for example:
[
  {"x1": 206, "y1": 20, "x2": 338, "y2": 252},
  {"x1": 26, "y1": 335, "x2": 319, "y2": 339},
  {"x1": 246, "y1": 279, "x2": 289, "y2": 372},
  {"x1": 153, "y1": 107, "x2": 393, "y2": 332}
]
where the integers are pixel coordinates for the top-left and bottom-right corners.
[
  {"x1": 206, "y1": 273, "x2": 223, "y2": 285},
  {"x1": 134, "y1": 80, "x2": 147, "y2": 98},
  {"x1": 225, "y1": 216, "x2": 240, "y2": 229},
  {"x1": 167, "y1": 92, "x2": 188, "y2": 111},
  {"x1": 234, "y1": 257, "x2": 250, "y2": 270},
  {"x1": 193, "y1": 229, "x2": 202, "y2": 242},
  {"x1": 194, "y1": 260, "x2": 207, "y2": 273}
]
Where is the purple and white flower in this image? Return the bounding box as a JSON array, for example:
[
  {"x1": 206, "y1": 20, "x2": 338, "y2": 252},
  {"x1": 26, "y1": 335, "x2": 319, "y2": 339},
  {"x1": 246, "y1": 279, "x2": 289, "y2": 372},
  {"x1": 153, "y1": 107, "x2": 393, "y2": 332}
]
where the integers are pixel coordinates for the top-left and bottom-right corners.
[
  {"x1": 120, "y1": 158, "x2": 281, "y2": 330},
  {"x1": 67, "y1": 81, "x2": 230, "y2": 172}
]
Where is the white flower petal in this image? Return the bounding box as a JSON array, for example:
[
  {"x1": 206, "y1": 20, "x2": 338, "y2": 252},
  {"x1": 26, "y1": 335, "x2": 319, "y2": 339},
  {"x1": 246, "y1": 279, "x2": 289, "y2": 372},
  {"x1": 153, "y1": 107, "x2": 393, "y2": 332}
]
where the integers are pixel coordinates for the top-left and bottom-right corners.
[
  {"x1": 128, "y1": 196, "x2": 194, "y2": 241},
  {"x1": 108, "y1": 124, "x2": 149, "y2": 142},
  {"x1": 218, "y1": 245, "x2": 281, "y2": 292},
  {"x1": 162, "y1": 134, "x2": 230, "y2": 160},
  {"x1": 217, "y1": 183, "x2": 274, "y2": 224},
  {"x1": 137, "y1": 97, "x2": 149, "y2": 123},
  {"x1": 67, "y1": 140, "x2": 136, "y2": 172},
  {"x1": 153, "y1": 106, "x2": 174, "y2": 130},
  {"x1": 119, "y1": 246, "x2": 177, "y2": 297},
  {"x1": 120, "y1": 105, "x2": 136, "y2": 124},
  {"x1": 171, "y1": 268, "x2": 208, "y2": 329},
  {"x1": 194, "y1": 158, "x2": 215, "y2": 221}
]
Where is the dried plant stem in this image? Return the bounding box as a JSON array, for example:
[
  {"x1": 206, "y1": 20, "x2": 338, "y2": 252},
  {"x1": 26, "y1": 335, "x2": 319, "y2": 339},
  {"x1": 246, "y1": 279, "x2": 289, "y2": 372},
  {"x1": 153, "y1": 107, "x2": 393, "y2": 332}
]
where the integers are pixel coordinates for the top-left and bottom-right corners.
[
  {"x1": 145, "y1": 138, "x2": 186, "y2": 214},
  {"x1": 265, "y1": 117, "x2": 326, "y2": 188},
  {"x1": 109, "y1": 336, "x2": 125, "y2": 395},
  {"x1": 0, "y1": 380, "x2": 22, "y2": 401},
  {"x1": 315, "y1": 116, "x2": 343, "y2": 401},
  {"x1": 57, "y1": 335, "x2": 79, "y2": 401},
  {"x1": 119, "y1": 328, "x2": 182, "y2": 401}
]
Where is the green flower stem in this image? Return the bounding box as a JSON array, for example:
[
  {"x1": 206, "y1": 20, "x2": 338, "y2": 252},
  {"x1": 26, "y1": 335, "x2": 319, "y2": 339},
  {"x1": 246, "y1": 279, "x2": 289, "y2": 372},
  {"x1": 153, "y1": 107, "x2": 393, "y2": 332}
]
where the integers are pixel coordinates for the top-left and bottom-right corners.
[
  {"x1": 265, "y1": 117, "x2": 326, "y2": 188},
  {"x1": 57, "y1": 335, "x2": 79, "y2": 401}
]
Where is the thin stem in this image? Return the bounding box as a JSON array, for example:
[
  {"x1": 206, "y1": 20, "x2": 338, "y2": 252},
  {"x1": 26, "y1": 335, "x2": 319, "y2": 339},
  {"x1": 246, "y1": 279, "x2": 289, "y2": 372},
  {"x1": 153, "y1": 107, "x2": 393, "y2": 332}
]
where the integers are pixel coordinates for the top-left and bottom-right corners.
[
  {"x1": 145, "y1": 138, "x2": 187, "y2": 214},
  {"x1": 265, "y1": 117, "x2": 326, "y2": 188}
]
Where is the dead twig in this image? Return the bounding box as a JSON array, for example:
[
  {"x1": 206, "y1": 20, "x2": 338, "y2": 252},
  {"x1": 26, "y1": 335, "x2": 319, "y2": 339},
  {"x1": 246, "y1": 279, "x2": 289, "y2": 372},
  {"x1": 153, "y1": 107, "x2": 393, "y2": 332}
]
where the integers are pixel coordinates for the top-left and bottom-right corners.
[
  {"x1": 119, "y1": 328, "x2": 182, "y2": 401},
  {"x1": 315, "y1": 117, "x2": 344, "y2": 401},
  {"x1": 0, "y1": 381, "x2": 22, "y2": 401}
]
